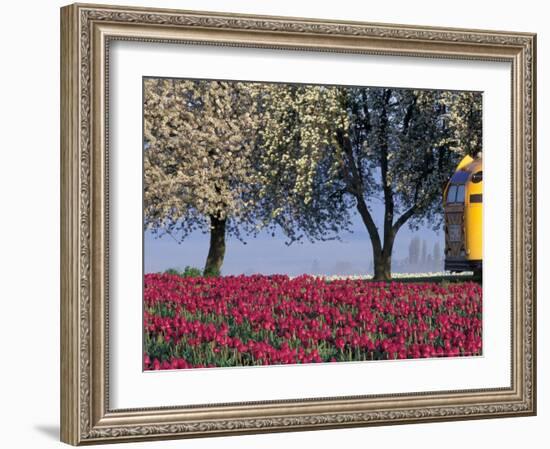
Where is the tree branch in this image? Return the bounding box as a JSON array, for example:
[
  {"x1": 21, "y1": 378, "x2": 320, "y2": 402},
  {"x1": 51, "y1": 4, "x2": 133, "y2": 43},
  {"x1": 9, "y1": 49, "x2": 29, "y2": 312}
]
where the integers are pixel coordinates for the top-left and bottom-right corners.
[
  {"x1": 379, "y1": 89, "x2": 394, "y2": 251},
  {"x1": 402, "y1": 95, "x2": 417, "y2": 135},
  {"x1": 354, "y1": 193, "x2": 382, "y2": 255},
  {"x1": 392, "y1": 204, "x2": 418, "y2": 235}
]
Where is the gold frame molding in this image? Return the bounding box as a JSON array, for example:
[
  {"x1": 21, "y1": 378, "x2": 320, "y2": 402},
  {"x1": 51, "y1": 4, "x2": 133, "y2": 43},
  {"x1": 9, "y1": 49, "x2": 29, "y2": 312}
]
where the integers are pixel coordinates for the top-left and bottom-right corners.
[{"x1": 60, "y1": 3, "x2": 536, "y2": 445}]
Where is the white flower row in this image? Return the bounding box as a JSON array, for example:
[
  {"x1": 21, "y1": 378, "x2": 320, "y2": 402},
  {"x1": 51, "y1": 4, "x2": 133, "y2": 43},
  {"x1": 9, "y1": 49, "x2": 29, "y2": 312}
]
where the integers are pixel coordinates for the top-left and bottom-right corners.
[{"x1": 296, "y1": 272, "x2": 474, "y2": 281}]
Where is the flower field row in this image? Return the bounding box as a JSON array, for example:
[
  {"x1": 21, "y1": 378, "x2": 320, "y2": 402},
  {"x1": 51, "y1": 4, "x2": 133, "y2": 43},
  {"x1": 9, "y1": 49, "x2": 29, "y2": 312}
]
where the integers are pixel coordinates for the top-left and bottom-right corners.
[
  {"x1": 143, "y1": 273, "x2": 482, "y2": 370},
  {"x1": 311, "y1": 272, "x2": 474, "y2": 281}
]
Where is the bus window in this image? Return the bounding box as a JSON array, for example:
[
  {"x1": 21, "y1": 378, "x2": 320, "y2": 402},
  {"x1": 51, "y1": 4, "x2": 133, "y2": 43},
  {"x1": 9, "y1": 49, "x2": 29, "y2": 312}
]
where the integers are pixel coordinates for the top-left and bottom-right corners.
[
  {"x1": 456, "y1": 185, "x2": 465, "y2": 203},
  {"x1": 447, "y1": 185, "x2": 457, "y2": 204},
  {"x1": 470, "y1": 193, "x2": 482, "y2": 203}
]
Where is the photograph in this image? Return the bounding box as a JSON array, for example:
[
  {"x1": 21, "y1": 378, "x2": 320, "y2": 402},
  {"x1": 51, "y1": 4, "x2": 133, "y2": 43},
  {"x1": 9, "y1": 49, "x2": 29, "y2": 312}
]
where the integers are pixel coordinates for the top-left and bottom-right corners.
[
  {"x1": 142, "y1": 78, "x2": 484, "y2": 370},
  {"x1": 57, "y1": 3, "x2": 536, "y2": 444}
]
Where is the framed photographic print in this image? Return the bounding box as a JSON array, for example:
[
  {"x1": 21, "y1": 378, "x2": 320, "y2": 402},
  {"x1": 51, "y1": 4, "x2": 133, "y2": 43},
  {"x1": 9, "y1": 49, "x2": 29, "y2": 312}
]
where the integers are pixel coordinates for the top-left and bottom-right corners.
[{"x1": 60, "y1": 3, "x2": 537, "y2": 445}]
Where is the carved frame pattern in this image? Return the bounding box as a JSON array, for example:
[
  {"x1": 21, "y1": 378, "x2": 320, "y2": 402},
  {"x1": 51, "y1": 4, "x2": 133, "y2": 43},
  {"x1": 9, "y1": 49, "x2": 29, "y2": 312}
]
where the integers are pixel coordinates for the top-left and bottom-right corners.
[{"x1": 60, "y1": 3, "x2": 536, "y2": 445}]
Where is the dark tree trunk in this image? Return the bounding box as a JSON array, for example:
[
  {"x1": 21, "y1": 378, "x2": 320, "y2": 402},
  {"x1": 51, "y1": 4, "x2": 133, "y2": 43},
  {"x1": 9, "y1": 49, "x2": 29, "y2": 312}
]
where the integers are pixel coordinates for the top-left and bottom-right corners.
[
  {"x1": 373, "y1": 237, "x2": 394, "y2": 281},
  {"x1": 338, "y1": 89, "x2": 420, "y2": 282},
  {"x1": 355, "y1": 194, "x2": 395, "y2": 281},
  {"x1": 204, "y1": 215, "x2": 226, "y2": 276},
  {"x1": 373, "y1": 250, "x2": 392, "y2": 281},
  {"x1": 372, "y1": 89, "x2": 395, "y2": 282}
]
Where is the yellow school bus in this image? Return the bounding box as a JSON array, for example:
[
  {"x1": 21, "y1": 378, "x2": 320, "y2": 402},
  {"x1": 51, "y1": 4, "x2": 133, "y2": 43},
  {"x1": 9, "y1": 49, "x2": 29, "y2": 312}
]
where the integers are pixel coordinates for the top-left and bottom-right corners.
[{"x1": 443, "y1": 153, "x2": 482, "y2": 276}]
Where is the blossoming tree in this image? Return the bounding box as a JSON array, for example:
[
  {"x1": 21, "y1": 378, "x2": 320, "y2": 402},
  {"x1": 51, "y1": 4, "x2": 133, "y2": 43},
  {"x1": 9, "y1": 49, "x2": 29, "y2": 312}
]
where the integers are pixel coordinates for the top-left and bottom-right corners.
[
  {"x1": 144, "y1": 78, "x2": 264, "y2": 275},
  {"x1": 144, "y1": 78, "x2": 481, "y2": 280},
  {"x1": 254, "y1": 84, "x2": 355, "y2": 244},
  {"x1": 260, "y1": 86, "x2": 481, "y2": 280}
]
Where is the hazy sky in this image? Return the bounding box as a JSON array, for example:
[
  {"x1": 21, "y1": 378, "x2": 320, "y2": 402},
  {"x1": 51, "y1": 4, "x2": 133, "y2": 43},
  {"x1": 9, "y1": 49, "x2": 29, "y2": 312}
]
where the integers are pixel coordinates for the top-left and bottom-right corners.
[{"x1": 144, "y1": 200, "x2": 444, "y2": 276}]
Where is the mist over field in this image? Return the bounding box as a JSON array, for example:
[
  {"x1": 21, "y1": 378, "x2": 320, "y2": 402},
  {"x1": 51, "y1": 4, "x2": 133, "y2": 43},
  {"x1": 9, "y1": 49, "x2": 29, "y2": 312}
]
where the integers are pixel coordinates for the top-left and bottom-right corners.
[{"x1": 145, "y1": 213, "x2": 445, "y2": 276}]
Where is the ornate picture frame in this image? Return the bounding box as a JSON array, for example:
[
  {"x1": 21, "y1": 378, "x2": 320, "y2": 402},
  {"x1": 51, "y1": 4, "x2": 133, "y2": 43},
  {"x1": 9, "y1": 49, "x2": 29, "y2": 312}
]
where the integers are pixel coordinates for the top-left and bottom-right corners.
[{"x1": 60, "y1": 3, "x2": 536, "y2": 445}]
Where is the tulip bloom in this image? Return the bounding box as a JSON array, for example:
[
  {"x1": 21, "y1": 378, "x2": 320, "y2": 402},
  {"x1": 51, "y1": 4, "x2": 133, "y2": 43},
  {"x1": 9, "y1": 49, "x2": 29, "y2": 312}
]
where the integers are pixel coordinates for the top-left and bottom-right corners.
[{"x1": 143, "y1": 273, "x2": 482, "y2": 370}]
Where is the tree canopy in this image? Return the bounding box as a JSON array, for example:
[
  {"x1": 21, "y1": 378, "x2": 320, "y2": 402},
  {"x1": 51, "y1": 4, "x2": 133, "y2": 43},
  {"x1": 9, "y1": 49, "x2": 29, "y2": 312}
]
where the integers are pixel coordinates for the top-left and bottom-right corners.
[
  {"x1": 144, "y1": 78, "x2": 482, "y2": 279},
  {"x1": 260, "y1": 85, "x2": 481, "y2": 279},
  {"x1": 144, "y1": 78, "x2": 264, "y2": 274}
]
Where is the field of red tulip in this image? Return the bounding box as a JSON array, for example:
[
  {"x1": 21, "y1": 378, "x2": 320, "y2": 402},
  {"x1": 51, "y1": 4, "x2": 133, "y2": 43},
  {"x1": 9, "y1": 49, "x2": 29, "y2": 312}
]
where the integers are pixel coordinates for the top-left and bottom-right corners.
[{"x1": 143, "y1": 273, "x2": 482, "y2": 370}]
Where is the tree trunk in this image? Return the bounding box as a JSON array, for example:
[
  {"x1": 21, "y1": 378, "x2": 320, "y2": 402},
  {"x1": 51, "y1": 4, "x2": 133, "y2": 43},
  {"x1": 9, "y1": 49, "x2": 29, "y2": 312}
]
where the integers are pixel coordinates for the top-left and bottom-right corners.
[
  {"x1": 372, "y1": 89, "x2": 394, "y2": 282},
  {"x1": 204, "y1": 215, "x2": 226, "y2": 276},
  {"x1": 373, "y1": 249, "x2": 392, "y2": 281}
]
